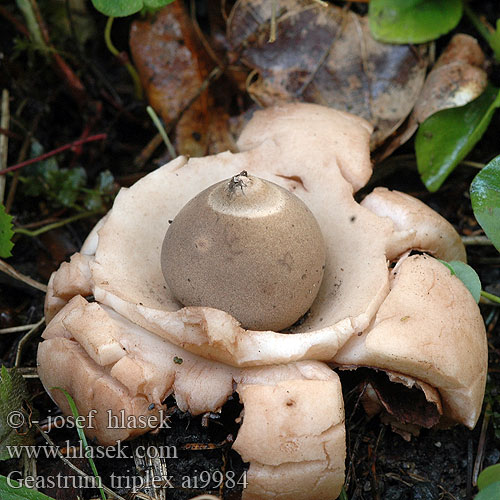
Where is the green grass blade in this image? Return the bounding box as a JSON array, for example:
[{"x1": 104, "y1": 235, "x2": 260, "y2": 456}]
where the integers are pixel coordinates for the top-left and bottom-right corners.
[{"x1": 51, "y1": 387, "x2": 106, "y2": 500}]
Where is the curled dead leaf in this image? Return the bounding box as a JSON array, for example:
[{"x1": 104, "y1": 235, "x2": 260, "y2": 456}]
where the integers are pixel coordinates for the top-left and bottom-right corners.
[
  {"x1": 130, "y1": 3, "x2": 235, "y2": 157},
  {"x1": 377, "y1": 34, "x2": 488, "y2": 161}
]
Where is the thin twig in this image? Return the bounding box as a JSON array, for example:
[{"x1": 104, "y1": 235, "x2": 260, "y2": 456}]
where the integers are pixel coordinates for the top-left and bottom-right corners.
[
  {"x1": 0, "y1": 322, "x2": 43, "y2": 334},
  {"x1": 23, "y1": 0, "x2": 87, "y2": 103},
  {"x1": 0, "y1": 127, "x2": 21, "y2": 141},
  {"x1": 15, "y1": 317, "x2": 45, "y2": 367},
  {"x1": 190, "y1": 0, "x2": 224, "y2": 67},
  {"x1": 473, "y1": 404, "x2": 491, "y2": 486},
  {"x1": 169, "y1": 66, "x2": 224, "y2": 133},
  {"x1": 0, "y1": 5, "x2": 30, "y2": 37},
  {"x1": 461, "y1": 160, "x2": 485, "y2": 169},
  {"x1": 0, "y1": 89, "x2": 9, "y2": 203},
  {"x1": 0, "y1": 133, "x2": 107, "y2": 175},
  {"x1": 15, "y1": 209, "x2": 102, "y2": 237},
  {"x1": 0, "y1": 259, "x2": 47, "y2": 292},
  {"x1": 34, "y1": 423, "x2": 127, "y2": 500},
  {"x1": 134, "y1": 133, "x2": 163, "y2": 168}
]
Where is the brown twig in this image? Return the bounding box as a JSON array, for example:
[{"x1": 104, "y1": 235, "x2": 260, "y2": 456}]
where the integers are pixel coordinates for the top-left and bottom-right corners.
[
  {"x1": 14, "y1": 317, "x2": 45, "y2": 367},
  {"x1": 0, "y1": 127, "x2": 21, "y2": 141},
  {"x1": 0, "y1": 89, "x2": 9, "y2": 203},
  {"x1": 190, "y1": 0, "x2": 225, "y2": 67},
  {"x1": 134, "y1": 133, "x2": 163, "y2": 168},
  {"x1": 169, "y1": 66, "x2": 224, "y2": 134},
  {"x1": 0, "y1": 133, "x2": 107, "y2": 175},
  {"x1": 0, "y1": 5, "x2": 30, "y2": 37},
  {"x1": 27, "y1": 0, "x2": 88, "y2": 104},
  {"x1": 473, "y1": 405, "x2": 490, "y2": 486}
]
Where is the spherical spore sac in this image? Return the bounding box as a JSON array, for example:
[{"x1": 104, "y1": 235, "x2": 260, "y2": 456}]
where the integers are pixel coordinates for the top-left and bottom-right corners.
[{"x1": 161, "y1": 172, "x2": 326, "y2": 331}]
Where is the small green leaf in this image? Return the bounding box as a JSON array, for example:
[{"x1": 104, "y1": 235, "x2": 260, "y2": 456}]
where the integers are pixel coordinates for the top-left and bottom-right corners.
[
  {"x1": 91, "y1": 0, "x2": 175, "y2": 17},
  {"x1": 416, "y1": 85, "x2": 500, "y2": 192},
  {"x1": 369, "y1": 0, "x2": 462, "y2": 43},
  {"x1": 48, "y1": 167, "x2": 87, "y2": 207},
  {"x1": 20, "y1": 142, "x2": 89, "y2": 209},
  {"x1": 0, "y1": 366, "x2": 36, "y2": 461},
  {"x1": 471, "y1": 155, "x2": 500, "y2": 252},
  {"x1": 438, "y1": 260, "x2": 481, "y2": 303},
  {"x1": 0, "y1": 204, "x2": 14, "y2": 258},
  {"x1": 478, "y1": 464, "x2": 500, "y2": 490},
  {"x1": 475, "y1": 481, "x2": 500, "y2": 500},
  {"x1": 0, "y1": 475, "x2": 55, "y2": 500},
  {"x1": 91, "y1": 0, "x2": 143, "y2": 17}
]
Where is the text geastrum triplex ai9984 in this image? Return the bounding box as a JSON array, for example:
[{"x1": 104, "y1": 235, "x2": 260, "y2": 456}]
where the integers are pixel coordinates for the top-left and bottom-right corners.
[{"x1": 37, "y1": 103, "x2": 487, "y2": 500}]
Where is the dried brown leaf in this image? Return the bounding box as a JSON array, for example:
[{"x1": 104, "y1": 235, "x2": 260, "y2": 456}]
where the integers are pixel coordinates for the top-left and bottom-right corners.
[
  {"x1": 227, "y1": 0, "x2": 428, "y2": 148},
  {"x1": 377, "y1": 33, "x2": 487, "y2": 161},
  {"x1": 130, "y1": 3, "x2": 235, "y2": 157}
]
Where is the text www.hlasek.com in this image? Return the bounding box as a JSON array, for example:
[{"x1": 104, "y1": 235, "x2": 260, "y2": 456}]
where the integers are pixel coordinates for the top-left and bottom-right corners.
[{"x1": 6, "y1": 440, "x2": 177, "y2": 460}]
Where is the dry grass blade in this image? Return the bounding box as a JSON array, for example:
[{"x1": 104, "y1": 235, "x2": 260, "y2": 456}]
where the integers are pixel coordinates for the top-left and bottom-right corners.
[
  {"x1": 15, "y1": 317, "x2": 44, "y2": 367},
  {"x1": 0, "y1": 322, "x2": 44, "y2": 334}
]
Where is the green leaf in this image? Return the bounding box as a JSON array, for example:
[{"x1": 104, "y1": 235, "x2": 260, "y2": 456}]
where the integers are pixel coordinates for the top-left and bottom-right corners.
[
  {"x1": 475, "y1": 481, "x2": 500, "y2": 500},
  {"x1": 438, "y1": 260, "x2": 482, "y2": 303},
  {"x1": 0, "y1": 366, "x2": 36, "y2": 461},
  {"x1": 478, "y1": 464, "x2": 500, "y2": 490},
  {"x1": 416, "y1": 85, "x2": 500, "y2": 192},
  {"x1": 0, "y1": 204, "x2": 14, "y2": 258},
  {"x1": 91, "y1": 0, "x2": 142, "y2": 16},
  {"x1": 20, "y1": 142, "x2": 88, "y2": 208},
  {"x1": 144, "y1": 0, "x2": 176, "y2": 7},
  {"x1": 471, "y1": 155, "x2": 500, "y2": 252},
  {"x1": 369, "y1": 0, "x2": 462, "y2": 43},
  {"x1": 91, "y1": 0, "x2": 175, "y2": 17},
  {"x1": 0, "y1": 476, "x2": 55, "y2": 500},
  {"x1": 47, "y1": 167, "x2": 87, "y2": 208}
]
